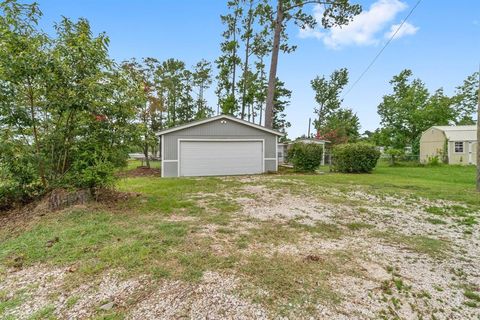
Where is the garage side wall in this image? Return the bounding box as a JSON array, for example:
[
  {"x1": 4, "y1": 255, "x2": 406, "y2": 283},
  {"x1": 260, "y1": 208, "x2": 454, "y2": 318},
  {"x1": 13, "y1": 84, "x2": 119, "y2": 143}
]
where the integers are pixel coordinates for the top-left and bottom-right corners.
[{"x1": 162, "y1": 119, "x2": 278, "y2": 177}]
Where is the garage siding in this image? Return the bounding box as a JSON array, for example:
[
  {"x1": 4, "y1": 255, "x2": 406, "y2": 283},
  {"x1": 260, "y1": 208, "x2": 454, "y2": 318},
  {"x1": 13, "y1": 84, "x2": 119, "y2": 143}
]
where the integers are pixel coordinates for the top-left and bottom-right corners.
[
  {"x1": 161, "y1": 118, "x2": 279, "y2": 177},
  {"x1": 162, "y1": 161, "x2": 178, "y2": 177}
]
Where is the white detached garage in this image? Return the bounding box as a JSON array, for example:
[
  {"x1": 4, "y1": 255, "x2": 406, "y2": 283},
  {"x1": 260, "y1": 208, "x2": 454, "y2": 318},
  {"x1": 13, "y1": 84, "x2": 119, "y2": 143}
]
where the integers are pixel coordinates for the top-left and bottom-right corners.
[{"x1": 157, "y1": 115, "x2": 283, "y2": 177}]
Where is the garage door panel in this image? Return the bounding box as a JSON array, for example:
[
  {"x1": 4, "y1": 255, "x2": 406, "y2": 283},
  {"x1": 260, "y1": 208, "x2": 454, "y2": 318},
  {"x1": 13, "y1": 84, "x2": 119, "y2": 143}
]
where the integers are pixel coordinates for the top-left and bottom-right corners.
[{"x1": 180, "y1": 141, "x2": 263, "y2": 177}]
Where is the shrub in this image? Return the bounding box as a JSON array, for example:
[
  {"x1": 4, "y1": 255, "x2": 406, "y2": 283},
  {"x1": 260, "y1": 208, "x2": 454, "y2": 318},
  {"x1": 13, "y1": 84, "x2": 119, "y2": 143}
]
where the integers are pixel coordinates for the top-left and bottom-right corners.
[
  {"x1": 427, "y1": 155, "x2": 441, "y2": 166},
  {"x1": 287, "y1": 143, "x2": 323, "y2": 172},
  {"x1": 331, "y1": 143, "x2": 380, "y2": 173},
  {"x1": 385, "y1": 148, "x2": 404, "y2": 166}
]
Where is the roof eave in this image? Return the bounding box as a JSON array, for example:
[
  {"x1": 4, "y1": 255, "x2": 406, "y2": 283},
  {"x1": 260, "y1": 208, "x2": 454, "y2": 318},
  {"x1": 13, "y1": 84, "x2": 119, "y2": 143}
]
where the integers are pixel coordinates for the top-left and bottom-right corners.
[{"x1": 156, "y1": 115, "x2": 284, "y2": 137}]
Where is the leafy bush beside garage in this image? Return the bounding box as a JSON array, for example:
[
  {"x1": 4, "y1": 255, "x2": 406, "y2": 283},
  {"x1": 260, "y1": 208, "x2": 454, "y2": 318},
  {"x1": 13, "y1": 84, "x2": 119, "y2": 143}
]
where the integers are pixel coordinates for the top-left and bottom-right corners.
[
  {"x1": 287, "y1": 143, "x2": 323, "y2": 172},
  {"x1": 331, "y1": 143, "x2": 380, "y2": 173}
]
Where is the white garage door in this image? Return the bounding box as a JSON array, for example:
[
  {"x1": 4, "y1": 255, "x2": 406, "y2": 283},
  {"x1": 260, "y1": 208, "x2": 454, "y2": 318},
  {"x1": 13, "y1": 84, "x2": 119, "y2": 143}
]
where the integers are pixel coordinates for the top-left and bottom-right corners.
[{"x1": 179, "y1": 140, "x2": 263, "y2": 177}]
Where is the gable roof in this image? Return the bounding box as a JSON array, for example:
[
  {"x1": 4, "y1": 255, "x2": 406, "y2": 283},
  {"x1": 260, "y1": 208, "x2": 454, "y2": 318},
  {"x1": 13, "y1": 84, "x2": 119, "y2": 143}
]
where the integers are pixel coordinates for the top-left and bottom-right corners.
[
  {"x1": 156, "y1": 114, "x2": 284, "y2": 136},
  {"x1": 432, "y1": 125, "x2": 477, "y2": 141}
]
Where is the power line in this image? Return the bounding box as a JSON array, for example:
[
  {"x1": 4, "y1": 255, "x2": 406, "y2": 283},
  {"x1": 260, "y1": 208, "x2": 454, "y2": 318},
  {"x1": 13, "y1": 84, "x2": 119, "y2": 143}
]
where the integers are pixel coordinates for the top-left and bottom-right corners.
[{"x1": 342, "y1": 0, "x2": 423, "y2": 99}]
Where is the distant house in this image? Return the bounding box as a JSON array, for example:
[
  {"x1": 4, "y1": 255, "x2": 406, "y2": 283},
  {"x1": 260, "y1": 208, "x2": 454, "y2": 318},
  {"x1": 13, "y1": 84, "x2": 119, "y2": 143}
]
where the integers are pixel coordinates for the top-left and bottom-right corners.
[{"x1": 420, "y1": 125, "x2": 477, "y2": 165}]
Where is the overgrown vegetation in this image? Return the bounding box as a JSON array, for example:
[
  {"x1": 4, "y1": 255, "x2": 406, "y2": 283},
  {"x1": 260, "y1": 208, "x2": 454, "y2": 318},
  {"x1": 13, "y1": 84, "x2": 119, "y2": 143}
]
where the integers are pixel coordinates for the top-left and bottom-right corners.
[
  {"x1": 331, "y1": 143, "x2": 380, "y2": 173},
  {"x1": 0, "y1": 1, "x2": 138, "y2": 207}
]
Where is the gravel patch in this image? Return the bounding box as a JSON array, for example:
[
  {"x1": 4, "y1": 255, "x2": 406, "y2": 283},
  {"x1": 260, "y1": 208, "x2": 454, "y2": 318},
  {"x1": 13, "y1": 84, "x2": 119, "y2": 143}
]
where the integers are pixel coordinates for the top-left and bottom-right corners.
[{"x1": 128, "y1": 271, "x2": 268, "y2": 319}]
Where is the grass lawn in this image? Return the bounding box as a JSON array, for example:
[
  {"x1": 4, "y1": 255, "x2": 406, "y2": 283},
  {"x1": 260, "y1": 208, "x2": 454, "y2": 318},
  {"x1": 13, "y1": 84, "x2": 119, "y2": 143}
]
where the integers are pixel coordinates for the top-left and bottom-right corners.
[
  {"x1": 0, "y1": 163, "x2": 479, "y2": 319},
  {"x1": 124, "y1": 159, "x2": 161, "y2": 170},
  {"x1": 309, "y1": 161, "x2": 478, "y2": 204}
]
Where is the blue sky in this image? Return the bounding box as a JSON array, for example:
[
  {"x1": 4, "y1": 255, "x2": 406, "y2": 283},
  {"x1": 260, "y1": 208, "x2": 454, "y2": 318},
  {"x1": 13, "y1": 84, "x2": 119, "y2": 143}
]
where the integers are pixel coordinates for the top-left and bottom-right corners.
[{"x1": 36, "y1": 0, "x2": 480, "y2": 138}]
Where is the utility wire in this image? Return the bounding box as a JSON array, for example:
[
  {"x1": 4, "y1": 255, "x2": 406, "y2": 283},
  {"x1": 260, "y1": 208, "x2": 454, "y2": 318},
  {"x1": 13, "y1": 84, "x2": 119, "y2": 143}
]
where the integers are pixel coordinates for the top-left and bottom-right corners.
[{"x1": 342, "y1": 0, "x2": 423, "y2": 99}]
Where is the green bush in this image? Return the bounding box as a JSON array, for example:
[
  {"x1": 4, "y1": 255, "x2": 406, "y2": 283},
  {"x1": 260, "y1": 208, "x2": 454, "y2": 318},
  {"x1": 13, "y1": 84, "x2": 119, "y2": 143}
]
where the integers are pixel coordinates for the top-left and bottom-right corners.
[
  {"x1": 287, "y1": 143, "x2": 323, "y2": 172},
  {"x1": 427, "y1": 155, "x2": 441, "y2": 166},
  {"x1": 385, "y1": 148, "x2": 404, "y2": 166},
  {"x1": 332, "y1": 143, "x2": 380, "y2": 173},
  {"x1": 0, "y1": 180, "x2": 44, "y2": 210}
]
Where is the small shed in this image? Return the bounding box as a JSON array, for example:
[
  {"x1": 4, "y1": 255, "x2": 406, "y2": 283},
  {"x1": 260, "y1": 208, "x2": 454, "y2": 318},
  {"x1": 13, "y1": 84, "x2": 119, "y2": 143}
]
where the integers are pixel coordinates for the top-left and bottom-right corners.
[
  {"x1": 157, "y1": 115, "x2": 284, "y2": 177},
  {"x1": 420, "y1": 125, "x2": 477, "y2": 165}
]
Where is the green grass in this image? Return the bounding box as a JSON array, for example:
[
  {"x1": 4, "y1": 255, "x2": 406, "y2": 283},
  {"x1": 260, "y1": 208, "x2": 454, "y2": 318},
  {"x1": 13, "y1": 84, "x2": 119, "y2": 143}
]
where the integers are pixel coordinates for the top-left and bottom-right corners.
[
  {"x1": 372, "y1": 231, "x2": 450, "y2": 258},
  {"x1": 27, "y1": 305, "x2": 56, "y2": 320},
  {"x1": 240, "y1": 251, "x2": 357, "y2": 314},
  {"x1": 278, "y1": 163, "x2": 479, "y2": 206},
  {"x1": 289, "y1": 221, "x2": 344, "y2": 238},
  {"x1": 0, "y1": 290, "x2": 25, "y2": 315},
  {"x1": 125, "y1": 159, "x2": 161, "y2": 170},
  {"x1": 464, "y1": 290, "x2": 480, "y2": 302},
  {"x1": 425, "y1": 205, "x2": 474, "y2": 217},
  {"x1": 425, "y1": 217, "x2": 447, "y2": 225},
  {"x1": 345, "y1": 222, "x2": 374, "y2": 231}
]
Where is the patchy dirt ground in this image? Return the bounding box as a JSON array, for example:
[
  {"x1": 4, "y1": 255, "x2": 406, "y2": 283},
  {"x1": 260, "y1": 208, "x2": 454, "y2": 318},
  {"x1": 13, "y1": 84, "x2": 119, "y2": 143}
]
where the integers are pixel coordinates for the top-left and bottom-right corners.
[
  {"x1": 1, "y1": 175, "x2": 479, "y2": 319},
  {"x1": 116, "y1": 166, "x2": 161, "y2": 178}
]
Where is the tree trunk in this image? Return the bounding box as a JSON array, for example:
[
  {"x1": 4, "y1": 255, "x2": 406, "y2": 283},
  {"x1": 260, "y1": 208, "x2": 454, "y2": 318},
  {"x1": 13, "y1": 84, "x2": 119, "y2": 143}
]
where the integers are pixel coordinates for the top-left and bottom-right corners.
[
  {"x1": 27, "y1": 81, "x2": 47, "y2": 188},
  {"x1": 142, "y1": 106, "x2": 151, "y2": 168},
  {"x1": 476, "y1": 68, "x2": 479, "y2": 191},
  {"x1": 231, "y1": 10, "x2": 239, "y2": 105},
  {"x1": 143, "y1": 139, "x2": 150, "y2": 168},
  {"x1": 264, "y1": 0, "x2": 283, "y2": 129},
  {"x1": 259, "y1": 104, "x2": 263, "y2": 125},
  {"x1": 199, "y1": 83, "x2": 204, "y2": 116},
  {"x1": 317, "y1": 104, "x2": 324, "y2": 132},
  {"x1": 241, "y1": 2, "x2": 254, "y2": 120}
]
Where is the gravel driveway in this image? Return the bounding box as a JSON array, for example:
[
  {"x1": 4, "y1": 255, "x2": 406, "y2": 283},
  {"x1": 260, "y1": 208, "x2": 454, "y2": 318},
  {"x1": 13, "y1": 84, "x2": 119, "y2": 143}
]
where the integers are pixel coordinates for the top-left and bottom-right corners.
[{"x1": 1, "y1": 175, "x2": 479, "y2": 319}]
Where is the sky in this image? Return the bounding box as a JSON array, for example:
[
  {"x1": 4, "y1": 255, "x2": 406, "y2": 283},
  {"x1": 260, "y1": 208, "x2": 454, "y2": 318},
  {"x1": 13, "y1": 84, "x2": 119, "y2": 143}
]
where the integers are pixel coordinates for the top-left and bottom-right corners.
[{"x1": 35, "y1": 0, "x2": 480, "y2": 138}]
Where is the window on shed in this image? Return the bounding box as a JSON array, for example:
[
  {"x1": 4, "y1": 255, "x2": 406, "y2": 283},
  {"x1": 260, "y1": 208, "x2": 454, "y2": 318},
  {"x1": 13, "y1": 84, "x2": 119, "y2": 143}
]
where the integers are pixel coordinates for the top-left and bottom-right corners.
[{"x1": 454, "y1": 142, "x2": 464, "y2": 153}]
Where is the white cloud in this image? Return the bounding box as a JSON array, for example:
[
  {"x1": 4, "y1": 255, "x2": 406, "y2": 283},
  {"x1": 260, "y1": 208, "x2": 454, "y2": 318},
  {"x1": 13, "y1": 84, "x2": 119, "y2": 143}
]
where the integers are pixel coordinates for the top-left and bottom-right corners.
[
  {"x1": 384, "y1": 22, "x2": 419, "y2": 39},
  {"x1": 299, "y1": 0, "x2": 418, "y2": 49}
]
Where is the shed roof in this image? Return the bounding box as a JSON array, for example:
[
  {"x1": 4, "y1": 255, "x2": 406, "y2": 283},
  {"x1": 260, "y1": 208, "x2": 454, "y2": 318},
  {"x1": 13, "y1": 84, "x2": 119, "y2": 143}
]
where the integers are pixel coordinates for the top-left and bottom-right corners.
[
  {"x1": 156, "y1": 114, "x2": 284, "y2": 136},
  {"x1": 295, "y1": 138, "x2": 330, "y2": 144},
  {"x1": 432, "y1": 125, "x2": 477, "y2": 141}
]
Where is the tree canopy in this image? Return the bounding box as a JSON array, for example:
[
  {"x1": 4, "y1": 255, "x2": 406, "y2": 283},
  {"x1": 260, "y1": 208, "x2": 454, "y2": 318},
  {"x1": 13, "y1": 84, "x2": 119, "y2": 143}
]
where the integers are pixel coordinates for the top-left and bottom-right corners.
[
  {"x1": 0, "y1": 1, "x2": 139, "y2": 206},
  {"x1": 376, "y1": 69, "x2": 477, "y2": 152}
]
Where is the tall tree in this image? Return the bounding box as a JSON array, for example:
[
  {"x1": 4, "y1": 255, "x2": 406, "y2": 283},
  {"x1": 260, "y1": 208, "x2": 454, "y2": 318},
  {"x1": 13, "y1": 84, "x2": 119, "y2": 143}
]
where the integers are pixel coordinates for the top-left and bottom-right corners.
[
  {"x1": 158, "y1": 59, "x2": 191, "y2": 126},
  {"x1": 317, "y1": 108, "x2": 360, "y2": 145},
  {"x1": 192, "y1": 59, "x2": 213, "y2": 119},
  {"x1": 272, "y1": 78, "x2": 291, "y2": 134},
  {"x1": 251, "y1": 27, "x2": 271, "y2": 125},
  {"x1": 453, "y1": 71, "x2": 479, "y2": 124},
  {"x1": 378, "y1": 69, "x2": 431, "y2": 149},
  {"x1": 0, "y1": 0, "x2": 49, "y2": 187},
  {"x1": 239, "y1": 0, "x2": 255, "y2": 119},
  {"x1": 253, "y1": 57, "x2": 268, "y2": 125},
  {"x1": 121, "y1": 59, "x2": 157, "y2": 168},
  {"x1": 476, "y1": 68, "x2": 480, "y2": 192},
  {"x1": 311, "y1": 68, "x2": 349, "y2": 131},
  {"x1": 216, "y1": 0, "x2": 243, "y2": 115},
  {"x1": 262, "y1": 0, "x2": 361, "y2": 129}
]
